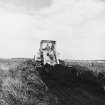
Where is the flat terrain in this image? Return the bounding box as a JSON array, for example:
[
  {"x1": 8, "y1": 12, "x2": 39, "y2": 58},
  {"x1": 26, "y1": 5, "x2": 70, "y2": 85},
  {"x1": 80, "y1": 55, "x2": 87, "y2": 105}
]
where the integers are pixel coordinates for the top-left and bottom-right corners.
[
  {"x1": 46, "y1": 80, "x2": 105, "y2": 105},
  {"x1": 64, "y1": 59, "x2": 105, "y2": 72},
  {"x1": 41, "y1": 66, "x2": 105, "y2": 105}
]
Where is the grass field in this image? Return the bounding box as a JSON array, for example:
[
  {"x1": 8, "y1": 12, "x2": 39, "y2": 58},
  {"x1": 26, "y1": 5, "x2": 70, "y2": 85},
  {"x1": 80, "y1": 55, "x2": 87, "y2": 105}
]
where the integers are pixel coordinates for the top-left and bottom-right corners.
[{"x1": 64, "y1": 59, "x2": 105, "y2": 72}]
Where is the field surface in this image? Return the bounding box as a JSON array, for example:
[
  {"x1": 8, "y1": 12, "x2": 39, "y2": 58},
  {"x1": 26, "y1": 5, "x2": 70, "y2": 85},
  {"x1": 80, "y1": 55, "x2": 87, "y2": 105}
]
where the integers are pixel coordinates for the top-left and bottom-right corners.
[{"x1": 0, "y1": 58, "x2": 105, "y2": 105}]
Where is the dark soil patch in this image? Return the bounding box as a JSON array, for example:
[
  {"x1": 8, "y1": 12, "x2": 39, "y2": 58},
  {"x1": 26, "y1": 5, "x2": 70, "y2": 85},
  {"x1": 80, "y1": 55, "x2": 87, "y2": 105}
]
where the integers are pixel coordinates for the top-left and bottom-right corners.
[{"x1": 40, "y1": 64, "x2": 105, "y2": 105}]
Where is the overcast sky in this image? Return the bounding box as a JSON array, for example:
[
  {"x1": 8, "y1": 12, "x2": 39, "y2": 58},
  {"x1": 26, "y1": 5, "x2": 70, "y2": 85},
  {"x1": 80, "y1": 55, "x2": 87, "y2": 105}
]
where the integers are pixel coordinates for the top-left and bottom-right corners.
[{"x1": 0, "y1": 0, "x2": 105, "y2": 60}]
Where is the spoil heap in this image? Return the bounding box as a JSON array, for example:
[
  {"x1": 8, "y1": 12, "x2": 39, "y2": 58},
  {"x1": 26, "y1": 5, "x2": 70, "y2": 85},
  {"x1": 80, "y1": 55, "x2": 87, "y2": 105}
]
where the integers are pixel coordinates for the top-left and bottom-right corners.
[{"x1": 0, "y1": 59, "x2": 58, "y2": 105}]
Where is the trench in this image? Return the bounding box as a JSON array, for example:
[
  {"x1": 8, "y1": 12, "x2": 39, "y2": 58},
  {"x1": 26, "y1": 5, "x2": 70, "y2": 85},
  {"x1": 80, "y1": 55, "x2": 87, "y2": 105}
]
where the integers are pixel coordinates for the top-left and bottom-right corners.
[{"x1": 39, "y1": 64, "x2": 105, "y2": 105}]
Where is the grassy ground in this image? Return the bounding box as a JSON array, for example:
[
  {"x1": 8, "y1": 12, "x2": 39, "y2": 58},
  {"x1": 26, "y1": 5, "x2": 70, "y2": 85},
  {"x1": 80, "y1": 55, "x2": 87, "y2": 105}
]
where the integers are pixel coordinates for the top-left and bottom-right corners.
[{"x1": 64, "y1": 59, "x2": 105, "y2": 72}]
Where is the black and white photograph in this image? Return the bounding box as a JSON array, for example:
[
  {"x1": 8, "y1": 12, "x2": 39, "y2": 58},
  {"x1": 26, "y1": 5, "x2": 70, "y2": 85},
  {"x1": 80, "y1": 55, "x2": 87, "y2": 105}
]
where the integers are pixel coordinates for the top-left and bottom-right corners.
[{"x1": 0, "y1": 0, "x2": 105, "y2": 105}]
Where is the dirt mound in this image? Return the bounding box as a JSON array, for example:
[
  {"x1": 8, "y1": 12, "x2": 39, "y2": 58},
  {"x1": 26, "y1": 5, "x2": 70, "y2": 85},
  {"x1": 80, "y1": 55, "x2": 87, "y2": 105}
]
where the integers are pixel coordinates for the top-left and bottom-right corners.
[{"x1": 0, "y1": 60, "x2": 58, "y2": 105}]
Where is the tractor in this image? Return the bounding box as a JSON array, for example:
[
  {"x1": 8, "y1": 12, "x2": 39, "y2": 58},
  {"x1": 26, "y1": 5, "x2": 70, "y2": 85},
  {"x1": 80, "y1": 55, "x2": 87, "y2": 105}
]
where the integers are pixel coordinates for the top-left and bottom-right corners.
[{"x1": 34, "y1": 40, "x2": 59, "y2": 68}]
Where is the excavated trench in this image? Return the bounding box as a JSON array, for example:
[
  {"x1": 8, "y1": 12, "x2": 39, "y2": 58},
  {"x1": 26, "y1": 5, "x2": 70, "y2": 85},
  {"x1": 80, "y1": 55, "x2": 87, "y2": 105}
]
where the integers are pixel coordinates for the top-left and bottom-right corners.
[{"x1": 39, "y1": 64, "x2": 105, "y2": 105}]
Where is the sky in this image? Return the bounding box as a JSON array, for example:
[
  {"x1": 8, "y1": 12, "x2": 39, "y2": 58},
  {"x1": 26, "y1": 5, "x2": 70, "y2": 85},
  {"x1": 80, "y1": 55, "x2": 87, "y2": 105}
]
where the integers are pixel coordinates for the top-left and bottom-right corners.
[{"x1": 0, "y1": 0, "x2": 105, "y2": 60}]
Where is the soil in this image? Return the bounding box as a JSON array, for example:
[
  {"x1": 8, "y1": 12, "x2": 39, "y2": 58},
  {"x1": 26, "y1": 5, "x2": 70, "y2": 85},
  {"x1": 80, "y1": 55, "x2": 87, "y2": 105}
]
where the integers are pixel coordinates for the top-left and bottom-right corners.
[{"x1": 40, "y1": 64, "x2": 105, "y2": 105}]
